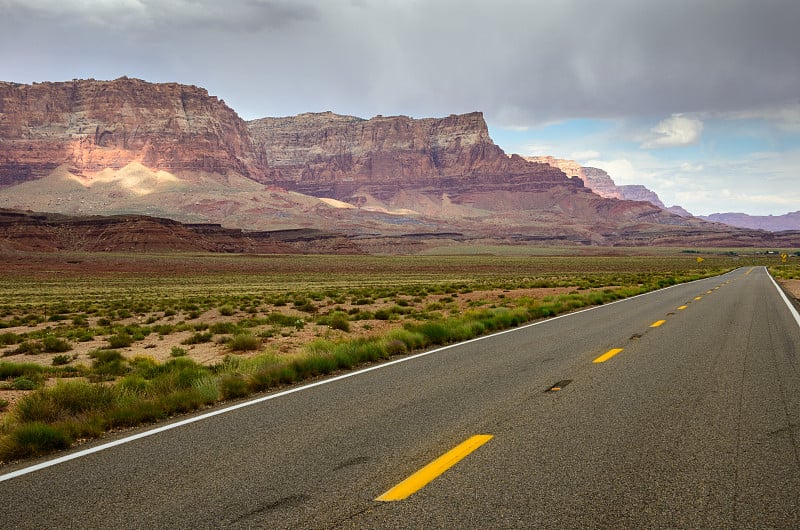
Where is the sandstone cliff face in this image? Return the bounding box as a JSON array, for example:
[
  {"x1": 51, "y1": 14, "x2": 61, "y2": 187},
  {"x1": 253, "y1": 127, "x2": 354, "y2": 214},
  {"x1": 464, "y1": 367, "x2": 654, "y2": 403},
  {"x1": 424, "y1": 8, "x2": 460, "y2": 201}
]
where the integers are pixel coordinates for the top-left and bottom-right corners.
[
  {"x1": 3, "y1": 77, "x2": 782, "y2": 248},
  {"x1": 248, "y1": 112, "x2": 583, "y2": 202},
  {"x1": 0, "y1": 78, "x2": 259, "y2": 184},
  {"x1": 525, "y1": 156, "x2": 585, "y2": 179}
]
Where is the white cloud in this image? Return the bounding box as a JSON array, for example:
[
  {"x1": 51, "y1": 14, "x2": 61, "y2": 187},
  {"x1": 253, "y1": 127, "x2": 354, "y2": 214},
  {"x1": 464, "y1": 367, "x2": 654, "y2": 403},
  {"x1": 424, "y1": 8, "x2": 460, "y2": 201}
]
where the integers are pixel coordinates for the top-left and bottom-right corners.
[
  {"x1": 640, "y1": 114, "x2": 704, "y2": 148},
  {"x1": 584, "y1": 158, "x2": 639, "y2": 182},
  {"x1": 679, "y1": 162, "x2": 704, "y2": 172},
  {"x1": 519, "y1": 144, "x2": 555, "y2": 156},
  {"x1": 569, "y1": 150, "x2": 601, "y2": 161}
]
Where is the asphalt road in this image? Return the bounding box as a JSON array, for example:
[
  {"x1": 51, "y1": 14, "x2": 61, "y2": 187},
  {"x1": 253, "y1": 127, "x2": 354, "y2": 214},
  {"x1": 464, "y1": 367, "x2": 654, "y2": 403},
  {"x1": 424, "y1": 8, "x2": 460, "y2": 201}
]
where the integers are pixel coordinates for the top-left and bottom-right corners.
[{"x1": 1, "y1": 266, "x2": 799, "y2": 528}]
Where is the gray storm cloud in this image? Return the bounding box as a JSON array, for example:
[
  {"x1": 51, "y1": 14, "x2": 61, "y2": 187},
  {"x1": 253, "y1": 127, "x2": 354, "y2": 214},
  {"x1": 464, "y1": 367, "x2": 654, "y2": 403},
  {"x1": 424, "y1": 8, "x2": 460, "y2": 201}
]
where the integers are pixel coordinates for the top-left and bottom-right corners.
[{"x1": 1, "y1": 0, "x2": 799, "y2": 124}]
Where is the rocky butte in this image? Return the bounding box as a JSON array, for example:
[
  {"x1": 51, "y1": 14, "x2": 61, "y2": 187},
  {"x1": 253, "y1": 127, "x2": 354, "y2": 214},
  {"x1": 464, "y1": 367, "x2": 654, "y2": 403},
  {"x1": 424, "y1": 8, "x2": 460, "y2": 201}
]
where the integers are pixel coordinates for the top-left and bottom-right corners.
[
  {"x1": 1, "y1": 77, "x2": 798, "y2": 249},
  {"x1": 0, "y1": 77, "x2": 259, "y2": 185}
]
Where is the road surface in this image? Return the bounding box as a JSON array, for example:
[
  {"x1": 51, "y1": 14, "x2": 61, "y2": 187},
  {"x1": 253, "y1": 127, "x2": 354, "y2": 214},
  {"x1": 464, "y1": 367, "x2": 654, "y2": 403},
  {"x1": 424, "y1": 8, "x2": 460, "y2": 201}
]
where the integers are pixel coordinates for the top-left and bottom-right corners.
[{"x1": 1, "y1": 266, "x2": 799, "y2": 528}]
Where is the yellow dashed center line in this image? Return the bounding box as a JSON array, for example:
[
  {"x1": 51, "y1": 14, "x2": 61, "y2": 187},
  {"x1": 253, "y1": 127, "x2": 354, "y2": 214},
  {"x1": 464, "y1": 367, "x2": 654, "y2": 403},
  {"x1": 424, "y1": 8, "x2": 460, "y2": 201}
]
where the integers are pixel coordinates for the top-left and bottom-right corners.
[
  {"x1": 694, "y1": 296, "x2": 703, "y2": 301},
  {"x1": 593, "y1": 348, "x2": 624, "y2": 364},
  {"x1": 650, "y1": 320, "x2": 666, "y2": 328},
  {"x1": 376, "y1": 435, "x2": 494, "y2": 502},
  {"x1": 678, "y1": 305, "x2": 688, "y2": 310}
]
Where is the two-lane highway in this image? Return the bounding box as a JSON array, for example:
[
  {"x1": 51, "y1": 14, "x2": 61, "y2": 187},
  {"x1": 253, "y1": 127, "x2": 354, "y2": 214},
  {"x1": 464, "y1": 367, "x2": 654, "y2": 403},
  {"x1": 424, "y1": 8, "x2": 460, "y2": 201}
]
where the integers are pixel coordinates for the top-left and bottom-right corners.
[{"x1": 1, "y1": 266, "x2": 799, "y2": 528}]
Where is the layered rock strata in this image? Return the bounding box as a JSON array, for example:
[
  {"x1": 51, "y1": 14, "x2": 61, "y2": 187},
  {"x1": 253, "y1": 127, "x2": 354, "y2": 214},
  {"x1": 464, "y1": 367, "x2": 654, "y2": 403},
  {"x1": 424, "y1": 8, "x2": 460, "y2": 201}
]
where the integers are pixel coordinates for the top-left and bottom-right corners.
[
  {"x1": 248, "y1": 112, "x2": 586, "y2": 203},
  {"x1": 0, "y1": 78, "x2": 259, "y2": 184}
]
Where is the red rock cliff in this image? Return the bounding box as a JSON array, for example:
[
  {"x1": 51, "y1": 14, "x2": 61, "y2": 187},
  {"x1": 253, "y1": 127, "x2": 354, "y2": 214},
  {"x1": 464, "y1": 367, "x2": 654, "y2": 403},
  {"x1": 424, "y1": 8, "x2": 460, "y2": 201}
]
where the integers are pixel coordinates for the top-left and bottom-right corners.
[
  {"x1": 0, "y1": 77, "x2": 259, "y2": 184},
  {"x1": 248, "y1": 111, "x2": 583, "y2": 202}
]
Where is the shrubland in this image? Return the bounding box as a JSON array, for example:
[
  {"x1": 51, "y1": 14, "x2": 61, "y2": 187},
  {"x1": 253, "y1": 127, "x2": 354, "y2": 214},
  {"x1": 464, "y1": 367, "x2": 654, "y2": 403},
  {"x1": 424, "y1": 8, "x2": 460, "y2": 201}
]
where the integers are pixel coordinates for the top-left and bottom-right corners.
[{"x1": 0, "y1": 250, "x2": 790, "y2": 461}]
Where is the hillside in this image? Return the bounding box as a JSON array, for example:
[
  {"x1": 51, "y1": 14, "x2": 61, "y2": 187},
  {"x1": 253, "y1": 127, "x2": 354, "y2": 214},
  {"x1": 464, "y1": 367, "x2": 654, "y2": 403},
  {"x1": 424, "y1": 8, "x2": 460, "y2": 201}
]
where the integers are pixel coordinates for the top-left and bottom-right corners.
[{"x1": 1, "y1": 77, "x2": 797, "y2": 248}]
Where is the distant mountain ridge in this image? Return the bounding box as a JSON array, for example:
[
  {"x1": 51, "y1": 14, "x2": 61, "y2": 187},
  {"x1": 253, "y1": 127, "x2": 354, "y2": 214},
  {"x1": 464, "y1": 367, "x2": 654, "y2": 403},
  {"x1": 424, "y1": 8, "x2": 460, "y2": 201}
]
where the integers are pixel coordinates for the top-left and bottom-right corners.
[
  {"x1": 1, "y1": 77, "x2": 798, "y2": 248},
  {"x1": 526, "y1": 156, "x2": 692, "y2": 216},
  {"x1": 700, "y1": 212, "x2": 800, "y2": 232},
  {"x1": 529, "y1": 156, "x2": 797, "y2": 232}
]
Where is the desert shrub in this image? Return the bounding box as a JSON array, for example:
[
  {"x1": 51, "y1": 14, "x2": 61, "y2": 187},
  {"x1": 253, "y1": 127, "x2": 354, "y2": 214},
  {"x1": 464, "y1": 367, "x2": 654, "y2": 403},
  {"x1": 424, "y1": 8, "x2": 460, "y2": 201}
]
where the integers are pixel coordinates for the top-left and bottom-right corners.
[
  {"x1": 106, "y1": 398, "x2": 164, "y2": 428},
  {"x1": 106, "y1": 333, "x2": 134, "y2": 349},
  {"x1": 0, "y1": 332, "x2": 20, "y2": 346},
  {"x1": 74, "y1": 331, "x2": 95, "y2": 342},
  {"x1": 265, "y1": 312, "x2": 297, "y2": 327},
  {"x1": 15, "y1": 380, "x2": 118, "y2": 424},
  {"x1": 248, "y1": 365, "x2": 298, "y2": 391},
  {"x1": 411, "y1": 321, "x2": 450, "y2": 345},
  {"x1": 12, "y1": 377, "x2": 38, "y2": 390},
  {"x1": 349, "y1": 311, "x2": 374, "y2": 321},
  {"x1": 191, "y1": 376, "x2": 219, "y2": 403},
  {"x1": 317, "y1": 312, "x2": 351, "y2": 332},
  {"x1": 150, "y1": 358, "x2": 209, "y2": 392},
  {"x1": 42, "y1": 335, "x2": 71, "y2": 353},
  {"x1": 336, "y1": 338, "x2": 389, "y2": 364},
  {"x1": 13, "y1": 341, "x2": 43, "y2": 355},
  {"x1": 128, "y1": 356, "x2": 161, "y2": 379},
  {"x1": 152, "y1": 324, "x2": 176, "y2": 336},
  {"x1": 219, "y1": 374, "x2": 249, "y2": 400},
  {"x1": 383, "y1": 339, "x2": 407, "y2": 356},
  {"x1": 118, "y1": 374, "x2": 150, "y2": 394},
  {"x1": 0, "y1": 398, "x2": 7, "y2": 411},
  {"x1": 0, "y1": 423, "x2": 72, "y2": 460},
  {"x1": 292, "y1": 352, "x2": 337, "y2": 378},
  {"x1": 51, "y1": 354, "x2": 72, "y2": 366},
  {"x1": 182, "y1": 332, "x2": 213, "y2": 345},
  {"x1": 210, "y1": 322, "x2": 240, "y2": 335},
  {"x1": 373, "y1": 309, "x2": 392, "y2": 321},
  {"x1": 159, "y1": 386, "x2": 216, "y2": 414},
  {"x1": 89, "y1": 349, "x2": 128, "y2": 377},
  {"x1": 218, "y1": 305, "x2": 235, "y2": 316},
  {"x1": 0, "y1": 364, "x2": 45, "y2": 387},
  {"x1": 386, "y1": 328, "x2": 426, "y2": 350},
  {"x1": 170, "y1": 346, "x2": 188, "y2": 357},
  {"x1": 228, "y1": 333, "x2": 261, "y2": 352},
  {"x1": 293, "y1": 300, "x2": 316, "y2": 313}
]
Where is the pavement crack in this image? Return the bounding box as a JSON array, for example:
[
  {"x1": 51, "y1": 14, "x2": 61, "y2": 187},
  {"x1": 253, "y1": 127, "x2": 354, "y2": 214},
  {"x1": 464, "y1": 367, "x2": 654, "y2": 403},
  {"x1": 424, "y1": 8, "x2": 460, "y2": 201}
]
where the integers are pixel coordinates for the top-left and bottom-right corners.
[
  {"x1": 332, "y1": 455, "x2": 371, "y2": 471},
  {"x1": 228, "y1": 494, "x2": 310, "y2": 525}
]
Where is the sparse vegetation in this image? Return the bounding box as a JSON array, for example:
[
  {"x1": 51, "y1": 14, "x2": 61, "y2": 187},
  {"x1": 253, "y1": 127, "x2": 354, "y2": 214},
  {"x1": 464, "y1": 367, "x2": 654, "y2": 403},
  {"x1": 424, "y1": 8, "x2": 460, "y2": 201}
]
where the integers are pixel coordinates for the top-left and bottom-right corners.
[{"x1": 0, "y1": 250, "x2": 793, "y2": 462}]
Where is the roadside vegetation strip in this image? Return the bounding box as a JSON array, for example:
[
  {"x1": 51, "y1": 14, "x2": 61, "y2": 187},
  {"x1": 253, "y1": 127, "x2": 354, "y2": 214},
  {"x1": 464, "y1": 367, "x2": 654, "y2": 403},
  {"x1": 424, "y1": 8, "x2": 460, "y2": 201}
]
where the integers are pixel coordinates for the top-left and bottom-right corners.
[{"x1": 0, "y1": 254, "x2": 756, "y2": 463}]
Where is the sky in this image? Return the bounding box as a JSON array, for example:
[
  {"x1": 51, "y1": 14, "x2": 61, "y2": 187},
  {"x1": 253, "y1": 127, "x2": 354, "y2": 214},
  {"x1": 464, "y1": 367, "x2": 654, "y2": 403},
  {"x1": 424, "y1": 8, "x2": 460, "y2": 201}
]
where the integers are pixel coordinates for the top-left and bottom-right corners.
[{"x1": 1, "y1": 0, "x2": 799, "y2": 216}]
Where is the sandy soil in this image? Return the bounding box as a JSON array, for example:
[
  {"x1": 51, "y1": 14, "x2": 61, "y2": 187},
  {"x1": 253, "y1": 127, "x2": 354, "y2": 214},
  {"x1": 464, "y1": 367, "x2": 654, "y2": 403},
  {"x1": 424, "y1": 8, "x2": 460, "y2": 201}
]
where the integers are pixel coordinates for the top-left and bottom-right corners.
[{"x1": 781, "y1": 279, "x2": 800, "y2": 300}]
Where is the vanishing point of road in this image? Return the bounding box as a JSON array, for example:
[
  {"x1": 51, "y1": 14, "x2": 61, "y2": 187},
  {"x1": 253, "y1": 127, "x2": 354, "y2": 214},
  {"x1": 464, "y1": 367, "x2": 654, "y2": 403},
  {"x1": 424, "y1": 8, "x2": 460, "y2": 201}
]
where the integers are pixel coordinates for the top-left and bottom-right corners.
[{"x1": 1, "y1": 266, "x2": 799, "y2": 528}]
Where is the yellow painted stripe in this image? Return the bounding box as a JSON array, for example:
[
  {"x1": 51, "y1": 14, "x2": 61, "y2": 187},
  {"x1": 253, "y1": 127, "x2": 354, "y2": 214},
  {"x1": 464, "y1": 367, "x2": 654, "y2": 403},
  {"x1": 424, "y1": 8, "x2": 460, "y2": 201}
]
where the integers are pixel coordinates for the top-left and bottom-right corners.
[
  {"x1": 650, "y1": 320, "x2": 666, "y2": 327},
  {"x1": 678, "y1": 305, "x2": 688, "y2": 310},
  {"x1": 593, "y1": 348, "x2": 624, "y2": 364},
  {"x1": 694, "y1": 296, "x2": 703, "y2": 301},
  {"x1": 376, "y1": 435, "x2": 493, "y2": 502}
]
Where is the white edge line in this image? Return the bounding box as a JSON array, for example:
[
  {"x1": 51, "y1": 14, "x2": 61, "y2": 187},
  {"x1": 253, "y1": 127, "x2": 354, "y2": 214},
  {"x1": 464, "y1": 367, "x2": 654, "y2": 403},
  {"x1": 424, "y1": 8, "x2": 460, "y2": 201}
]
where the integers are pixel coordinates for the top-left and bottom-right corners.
[
  {"x1": 0, "y1": 269, "x2": 731, "y2": 483},
  {"x1": 766, "y1": 266, "x2": 800, "y2": 329}
]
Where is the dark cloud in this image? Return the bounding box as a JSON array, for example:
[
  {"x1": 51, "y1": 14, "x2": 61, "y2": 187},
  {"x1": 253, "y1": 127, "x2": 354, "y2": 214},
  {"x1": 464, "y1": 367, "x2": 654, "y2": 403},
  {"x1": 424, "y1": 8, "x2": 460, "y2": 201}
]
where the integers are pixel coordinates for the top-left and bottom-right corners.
[{"x1": 1, "y1": 0, "x2": 798, "y2": 124}]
